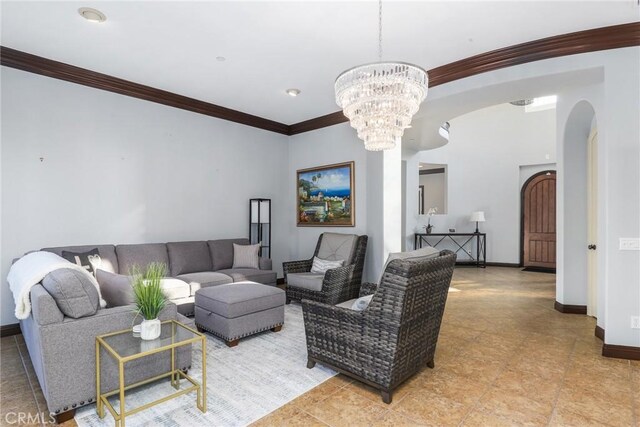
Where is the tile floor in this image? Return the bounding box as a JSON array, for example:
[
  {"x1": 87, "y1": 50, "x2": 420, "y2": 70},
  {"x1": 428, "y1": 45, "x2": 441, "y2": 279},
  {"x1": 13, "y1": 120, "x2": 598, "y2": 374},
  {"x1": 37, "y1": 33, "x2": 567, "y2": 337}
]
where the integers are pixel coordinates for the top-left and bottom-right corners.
[{"x1": 1, "y1": 267, "x2": 637, "y2": 426}]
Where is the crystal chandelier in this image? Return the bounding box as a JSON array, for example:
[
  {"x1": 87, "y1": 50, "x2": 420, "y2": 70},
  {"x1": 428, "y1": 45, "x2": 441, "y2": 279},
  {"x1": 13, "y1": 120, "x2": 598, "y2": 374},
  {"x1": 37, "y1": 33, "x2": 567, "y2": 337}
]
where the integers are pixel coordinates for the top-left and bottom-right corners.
[{"x1": 334, "y1": 0, "x2": 428, "y2": 151}]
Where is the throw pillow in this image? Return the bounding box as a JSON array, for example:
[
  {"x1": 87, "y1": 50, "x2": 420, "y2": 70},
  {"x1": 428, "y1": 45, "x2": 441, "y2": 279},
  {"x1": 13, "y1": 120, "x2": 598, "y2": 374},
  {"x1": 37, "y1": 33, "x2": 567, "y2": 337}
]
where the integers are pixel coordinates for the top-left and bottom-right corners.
[
  {"x1": 351, "y1": 294, "x2": 374, "y2": 311},
  {"x1": 311, "y1": 257, "x2": 344, "y2": 274},
  {"x1": 232, "y1": 243, "x2": 260, "y2": 269},
  {"x1": 42, "y1": 268, "x2": 100, "y2": 318},
  {"x1": 96, "y1": 269, "x2": 134, "y2": 307},
  {"x1": 61, "y1": 248, "x2": 102, "y2": 276}
]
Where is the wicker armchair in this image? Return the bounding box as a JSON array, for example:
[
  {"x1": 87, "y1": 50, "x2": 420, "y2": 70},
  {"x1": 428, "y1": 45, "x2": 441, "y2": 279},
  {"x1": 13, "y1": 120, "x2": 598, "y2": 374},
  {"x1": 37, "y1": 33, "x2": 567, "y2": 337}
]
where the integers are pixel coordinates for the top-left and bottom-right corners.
[
  {"x1": 283, "y1": 233, "x2": 368, "y2": 305},
  {"x1": 302, "y1": 250, "x2": 457, "y2": 404}
]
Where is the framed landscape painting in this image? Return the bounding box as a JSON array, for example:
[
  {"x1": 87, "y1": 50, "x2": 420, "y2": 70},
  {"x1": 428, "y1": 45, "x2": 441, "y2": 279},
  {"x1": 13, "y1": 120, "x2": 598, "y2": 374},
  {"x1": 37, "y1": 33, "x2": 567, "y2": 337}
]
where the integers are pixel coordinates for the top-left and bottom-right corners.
[{"x1": 297, "y1": 161, "x2": 355, "y2": 227}]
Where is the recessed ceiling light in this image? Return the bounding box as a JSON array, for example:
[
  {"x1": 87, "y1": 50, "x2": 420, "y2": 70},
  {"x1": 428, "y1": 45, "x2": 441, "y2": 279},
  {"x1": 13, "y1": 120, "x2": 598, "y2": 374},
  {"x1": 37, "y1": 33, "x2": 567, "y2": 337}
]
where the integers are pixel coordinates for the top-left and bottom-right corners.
[
  {"x1": 216, "y1": 56, "x2": 226, "y2": 62},
  {"x1": 78, "y1": 7, "x2": 107, "y2": 23},
  {"x1": 286, "y1": 88, "x2": 301, "y2": 97}
]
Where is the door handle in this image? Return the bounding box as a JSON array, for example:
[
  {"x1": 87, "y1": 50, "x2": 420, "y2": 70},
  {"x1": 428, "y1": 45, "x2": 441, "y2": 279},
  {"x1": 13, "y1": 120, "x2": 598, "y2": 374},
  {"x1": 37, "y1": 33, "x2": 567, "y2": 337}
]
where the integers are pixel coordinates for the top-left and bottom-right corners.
[{"x1": 588, "y1": 244, "x2": 597, "y2": 250}]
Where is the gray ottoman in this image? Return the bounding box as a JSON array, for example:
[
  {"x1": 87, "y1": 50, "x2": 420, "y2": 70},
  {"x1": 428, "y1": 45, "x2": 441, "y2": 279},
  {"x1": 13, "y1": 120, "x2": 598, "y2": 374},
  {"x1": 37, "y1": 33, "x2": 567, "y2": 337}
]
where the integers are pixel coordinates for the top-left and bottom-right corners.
[{"x1": 194, "y1": 281, "x2": 285, "y2": 347}]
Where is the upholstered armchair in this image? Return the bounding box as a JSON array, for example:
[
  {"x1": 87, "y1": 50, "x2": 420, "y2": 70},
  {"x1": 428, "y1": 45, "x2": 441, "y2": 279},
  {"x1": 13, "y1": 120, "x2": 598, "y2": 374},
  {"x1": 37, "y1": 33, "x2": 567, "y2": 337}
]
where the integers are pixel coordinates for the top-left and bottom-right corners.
[
  {"x1": 283, "y1": 233, "x2": 368, "y2": 305},
  {"x1": 302, "y1": 250, "x2": 456, "y2": 404}
]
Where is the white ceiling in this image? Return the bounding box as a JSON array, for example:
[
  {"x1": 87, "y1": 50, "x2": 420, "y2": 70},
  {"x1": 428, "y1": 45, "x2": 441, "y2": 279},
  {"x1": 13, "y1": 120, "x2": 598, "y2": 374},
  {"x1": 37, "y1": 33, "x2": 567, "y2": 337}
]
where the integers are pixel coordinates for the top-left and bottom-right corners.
[{"x1": 2, "y1": 1, "x2": 638, "y2": 124}]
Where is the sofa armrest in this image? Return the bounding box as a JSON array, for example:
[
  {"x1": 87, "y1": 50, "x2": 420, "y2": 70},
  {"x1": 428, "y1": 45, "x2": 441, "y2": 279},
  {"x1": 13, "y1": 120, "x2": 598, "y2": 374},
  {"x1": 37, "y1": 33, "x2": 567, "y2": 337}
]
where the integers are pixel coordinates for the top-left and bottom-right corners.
[
  {"x1": 30, "y1": 284, "x2": 64, "y2": 326},
  {"x1": 259, "y1": 257, "x2": 272, "y2": 271}
]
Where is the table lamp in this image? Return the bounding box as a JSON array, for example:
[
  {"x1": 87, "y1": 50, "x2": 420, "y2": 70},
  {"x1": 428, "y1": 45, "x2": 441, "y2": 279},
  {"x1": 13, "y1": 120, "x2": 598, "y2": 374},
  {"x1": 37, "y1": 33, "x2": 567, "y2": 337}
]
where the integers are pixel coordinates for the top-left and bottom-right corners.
[{"x1": 469, "y1": 211, "x2": 485, "y2": 233}]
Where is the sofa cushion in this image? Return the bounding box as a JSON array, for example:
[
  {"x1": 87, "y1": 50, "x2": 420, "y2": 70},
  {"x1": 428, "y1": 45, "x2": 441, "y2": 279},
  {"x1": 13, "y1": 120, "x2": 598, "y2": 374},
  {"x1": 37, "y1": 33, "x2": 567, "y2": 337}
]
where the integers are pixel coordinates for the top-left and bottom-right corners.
[
  {"x1": 96, "y1": 269, "x2": 134, "y2": 307},
  {"x1": 176, "y1": 271, "x2": 233, "y2": 295},
  {"x1": 116, "y1": 243, "x2": 169, "y2": 275},
  {"x1": 208, "y1": 238, "x2": 249, "y2": 270},
  {"x1": 317, "y1": 233, "x2": 357, "y2": 264},
  {"x1": 61, "y1": 248, "x2": 102, "y2": 276},
  {"x1": 159, "y1": 278, "x2": 191, "y2": 300},
  {"x1": 167, "y1": 241, "x2": 213, "y2": 276},
  {"x1": 195, "y1": 282, "x2": 285, "y2": 318},
  {"x1": 42, "y1": 268, "x2": 99, "y2": 318},
  {"x1": 287, "y1": 272, "x2": 324, "y2": 292},
  {"x1": 232, "y1": 243, "x2": 260, "y2": 269},
  {"x1": 42, "y1": 245, "x2": 118, "y2": 274},
  {"x1": 217, "y1": 268, "x2": 277, "y2": 285}
]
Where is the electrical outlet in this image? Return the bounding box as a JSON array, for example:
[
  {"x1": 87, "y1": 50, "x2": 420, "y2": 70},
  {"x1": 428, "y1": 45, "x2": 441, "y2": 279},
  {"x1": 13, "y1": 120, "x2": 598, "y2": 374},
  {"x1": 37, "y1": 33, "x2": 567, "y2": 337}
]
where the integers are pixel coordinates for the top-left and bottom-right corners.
[
  {"x1": 631, "y1": 316, "x2": 640, "y2": 329},
  {"x1": 620, "y1": 238, "x2": 640, "y2": 251}
]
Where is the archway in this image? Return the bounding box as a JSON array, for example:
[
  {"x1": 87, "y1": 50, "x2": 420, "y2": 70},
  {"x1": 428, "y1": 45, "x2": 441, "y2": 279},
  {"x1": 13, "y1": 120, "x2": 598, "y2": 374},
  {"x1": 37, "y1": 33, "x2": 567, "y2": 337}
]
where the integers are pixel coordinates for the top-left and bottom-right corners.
[{"x1": 557, "y1": 100, "x2": 597, "y2": 316}]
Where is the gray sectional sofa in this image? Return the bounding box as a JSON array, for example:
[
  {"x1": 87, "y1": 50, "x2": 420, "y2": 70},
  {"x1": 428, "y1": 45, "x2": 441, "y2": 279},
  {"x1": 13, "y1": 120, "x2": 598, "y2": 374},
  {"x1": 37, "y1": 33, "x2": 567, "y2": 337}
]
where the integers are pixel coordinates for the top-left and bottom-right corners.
[
  {"x1": 42, "y1": 238, "x2": 277, "y2": 316},
  {"x1": 18, "y1": 237, "x2": 276, "y2": 422}
]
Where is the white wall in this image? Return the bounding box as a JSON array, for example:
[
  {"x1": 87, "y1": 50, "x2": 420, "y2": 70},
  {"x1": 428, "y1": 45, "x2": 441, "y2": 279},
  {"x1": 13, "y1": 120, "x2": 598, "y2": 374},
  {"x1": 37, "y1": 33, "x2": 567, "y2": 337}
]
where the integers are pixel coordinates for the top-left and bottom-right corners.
[
  {"x1": 416, "y1": 103, "x2": 556, "y2": 263},
  {"x1": 1, "y1": 68, "x2": 289, "y2": 325}
]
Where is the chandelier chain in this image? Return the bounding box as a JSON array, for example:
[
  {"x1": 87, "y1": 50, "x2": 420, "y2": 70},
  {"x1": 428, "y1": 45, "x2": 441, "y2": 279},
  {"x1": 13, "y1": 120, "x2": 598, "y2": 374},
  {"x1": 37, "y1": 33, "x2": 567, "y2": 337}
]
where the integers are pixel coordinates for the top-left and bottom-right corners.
[{"x1": 378, "y1": 0, "x2": 383, "y2": 61}]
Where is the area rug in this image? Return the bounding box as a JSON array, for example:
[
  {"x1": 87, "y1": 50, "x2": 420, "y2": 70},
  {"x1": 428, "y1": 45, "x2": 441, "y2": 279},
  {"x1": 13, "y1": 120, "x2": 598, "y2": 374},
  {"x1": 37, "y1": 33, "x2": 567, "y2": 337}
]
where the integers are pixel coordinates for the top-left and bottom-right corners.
[{"x1": 75, "y1": 304, "x2": 335, "y2": 427}]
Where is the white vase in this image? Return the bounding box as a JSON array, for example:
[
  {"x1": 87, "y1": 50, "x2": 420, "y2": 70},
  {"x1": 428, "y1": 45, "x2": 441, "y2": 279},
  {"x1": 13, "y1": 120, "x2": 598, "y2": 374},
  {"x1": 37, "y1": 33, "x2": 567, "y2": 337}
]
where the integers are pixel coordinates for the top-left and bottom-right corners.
[{"x1": 140, "y1": 318, "x2": 161, "y2": 340}]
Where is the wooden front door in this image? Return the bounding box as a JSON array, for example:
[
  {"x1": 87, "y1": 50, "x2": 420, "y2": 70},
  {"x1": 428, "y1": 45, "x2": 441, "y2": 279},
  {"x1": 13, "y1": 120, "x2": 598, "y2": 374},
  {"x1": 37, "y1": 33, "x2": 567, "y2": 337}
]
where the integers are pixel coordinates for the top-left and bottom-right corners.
[{"x1": 522, "y1": 171, "x2": 557, "y2": 269}]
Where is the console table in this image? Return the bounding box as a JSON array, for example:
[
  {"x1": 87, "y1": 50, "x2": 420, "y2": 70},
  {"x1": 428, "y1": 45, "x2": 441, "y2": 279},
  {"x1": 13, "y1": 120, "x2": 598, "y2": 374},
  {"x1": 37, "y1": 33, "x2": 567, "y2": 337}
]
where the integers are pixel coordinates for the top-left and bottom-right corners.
[{"x1": 415, "y1": 232, "x2": 486, "y2": 268}]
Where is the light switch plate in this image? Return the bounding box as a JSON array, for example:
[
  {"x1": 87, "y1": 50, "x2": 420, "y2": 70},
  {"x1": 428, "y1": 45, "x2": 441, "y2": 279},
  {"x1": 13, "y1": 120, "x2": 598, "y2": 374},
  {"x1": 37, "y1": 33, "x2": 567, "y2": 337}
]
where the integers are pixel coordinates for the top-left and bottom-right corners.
[{"x1": 620, "y1": 238, "x2": 640, "y2": 251}]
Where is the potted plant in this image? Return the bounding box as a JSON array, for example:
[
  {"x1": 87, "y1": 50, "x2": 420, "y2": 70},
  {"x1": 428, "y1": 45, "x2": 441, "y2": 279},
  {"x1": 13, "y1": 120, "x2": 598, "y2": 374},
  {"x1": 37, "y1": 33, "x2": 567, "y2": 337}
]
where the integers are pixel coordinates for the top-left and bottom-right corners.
[
  {"x1": 425, "y1": 207, "x2": 438, "y2": 234},
  {"x1": 131, "y1": 262, "x2": 167, "y2": 340}
]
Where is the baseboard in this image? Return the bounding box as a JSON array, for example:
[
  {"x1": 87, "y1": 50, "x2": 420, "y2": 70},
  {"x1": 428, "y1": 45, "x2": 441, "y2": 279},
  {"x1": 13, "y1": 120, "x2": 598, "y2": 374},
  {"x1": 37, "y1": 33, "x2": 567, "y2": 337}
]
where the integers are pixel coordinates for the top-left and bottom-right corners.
[
  {"x1": 0, "y1": 323, "x2": 21, "y2": 337},
  {"x1": 554, "y1": 301, "x2": 587, "y2": 314},
  {"x1": 485, "y1": 262, "x2": 521, "y2": 268},
  {"x1": 521, "y1": 266, "x2": 556, "y2": 274},
  {"x1": 595, "y1": 325, "x2": 605, "y2": 341},
  {"x1": 602, "y1": 344, "x2": 640, "y2": 360}
]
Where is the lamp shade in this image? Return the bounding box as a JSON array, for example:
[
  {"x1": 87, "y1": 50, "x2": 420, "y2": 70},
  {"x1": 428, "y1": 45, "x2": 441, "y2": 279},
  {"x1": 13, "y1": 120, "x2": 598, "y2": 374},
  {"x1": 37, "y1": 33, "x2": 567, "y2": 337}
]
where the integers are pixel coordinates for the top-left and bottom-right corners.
[
  {"x1": 469, "y1": 211, "x2": 486, "y2": 223},
  {"x1": 250, "y1": 200, "x2": 270, "y2": 223}
]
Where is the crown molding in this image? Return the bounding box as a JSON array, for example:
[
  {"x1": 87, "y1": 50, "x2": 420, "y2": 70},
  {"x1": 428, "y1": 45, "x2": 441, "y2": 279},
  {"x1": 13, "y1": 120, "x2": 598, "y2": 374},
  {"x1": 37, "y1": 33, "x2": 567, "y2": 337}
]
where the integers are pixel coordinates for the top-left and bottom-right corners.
[
  {"x1": 2, "y1": 22, "x2": 638, "y2": 136},
  {"x1": 289, "y1": 22, "x2": 640, "y2": 134},
  {"x1": 0, "y1": 46, "x2": 290, "y2": 135}
]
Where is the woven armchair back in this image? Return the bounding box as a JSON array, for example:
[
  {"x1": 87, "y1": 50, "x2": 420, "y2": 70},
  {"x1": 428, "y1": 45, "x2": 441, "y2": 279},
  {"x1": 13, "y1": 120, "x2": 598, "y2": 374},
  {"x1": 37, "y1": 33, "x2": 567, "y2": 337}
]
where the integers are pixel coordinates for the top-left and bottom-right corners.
[
  {"x1": 312, "y1": 233, "x2": 368, "y2": 274},
  {"x1": 367, "y1": 250, "x2": 457, "y2": 387}
]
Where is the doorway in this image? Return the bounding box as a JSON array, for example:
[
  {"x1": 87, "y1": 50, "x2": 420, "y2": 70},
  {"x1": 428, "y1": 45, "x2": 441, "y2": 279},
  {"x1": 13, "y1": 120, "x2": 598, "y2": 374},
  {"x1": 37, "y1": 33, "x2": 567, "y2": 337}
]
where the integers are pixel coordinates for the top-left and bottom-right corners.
[
  {"x1": 587, "y1": 127, "x2": 598, "y2": 316},
  {"x1": 521, "y1": 171, "x2": 557, "y2": 271}
]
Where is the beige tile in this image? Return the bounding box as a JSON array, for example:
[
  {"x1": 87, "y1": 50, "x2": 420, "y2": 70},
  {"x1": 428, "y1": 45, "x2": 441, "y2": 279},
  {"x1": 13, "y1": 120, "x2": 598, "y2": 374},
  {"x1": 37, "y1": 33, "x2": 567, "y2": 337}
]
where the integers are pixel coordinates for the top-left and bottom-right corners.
[
  {"x1": 555, "y1": 386, "x2": 633, "y2": 426},
  {"x1": 476, "y1": 386, "x2": 554, "y2": 426},
  {"x1": 393, "y1": 392, "x2": 472, "y2": 426},
  {"x1": 289, "y1": 377, "x2": 345, "y2": 408},
  {"x1": 305, "y1": 387, "x2": 387, "y2": 427},
  {"x1": 371, "y1": 409, "x2": 427, "y2": 426},
  {"x1": 252, "y1": 403, "x2": 328, "y2": 427},
  {"x1": 492, "y1": 367, "x2": 562, "y2": 405},
  {"x1": 549, "y1": 406, "x2": 618, "y2": 427}
]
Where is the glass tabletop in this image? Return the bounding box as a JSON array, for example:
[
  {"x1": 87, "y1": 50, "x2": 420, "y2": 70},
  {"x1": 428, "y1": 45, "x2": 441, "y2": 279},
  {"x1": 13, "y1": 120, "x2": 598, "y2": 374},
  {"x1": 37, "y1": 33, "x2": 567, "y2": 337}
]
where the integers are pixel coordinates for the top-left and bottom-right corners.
[{"x1": 99, "y1": 321, "x2": 200, "y2": 359}]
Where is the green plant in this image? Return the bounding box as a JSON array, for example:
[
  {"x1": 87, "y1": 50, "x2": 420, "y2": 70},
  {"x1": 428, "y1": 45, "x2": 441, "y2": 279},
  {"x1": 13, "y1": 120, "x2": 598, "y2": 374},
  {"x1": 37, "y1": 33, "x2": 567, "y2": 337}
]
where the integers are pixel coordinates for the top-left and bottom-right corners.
[{"x1": 131, "y1": 262, "x2": 167, "y2": 320}]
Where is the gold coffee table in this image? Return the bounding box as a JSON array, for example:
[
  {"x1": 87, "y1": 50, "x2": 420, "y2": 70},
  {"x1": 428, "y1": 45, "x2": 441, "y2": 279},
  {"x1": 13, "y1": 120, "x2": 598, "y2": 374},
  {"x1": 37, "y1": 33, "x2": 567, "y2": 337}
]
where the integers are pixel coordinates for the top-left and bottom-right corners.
[{"x1": 95, "y1": 320, "x2": 206, "y2": 427}]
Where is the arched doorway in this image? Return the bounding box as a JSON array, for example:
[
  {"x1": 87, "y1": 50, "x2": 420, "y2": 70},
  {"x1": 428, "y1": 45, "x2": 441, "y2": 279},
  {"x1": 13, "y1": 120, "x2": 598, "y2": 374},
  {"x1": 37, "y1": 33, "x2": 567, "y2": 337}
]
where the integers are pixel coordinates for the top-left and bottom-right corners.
[
  {"x1": 557, "y1": 100, "x2": 599, "y2": 318},
  {"x1": 521, "y1": 171, "x2": 557, "y2": 272}
]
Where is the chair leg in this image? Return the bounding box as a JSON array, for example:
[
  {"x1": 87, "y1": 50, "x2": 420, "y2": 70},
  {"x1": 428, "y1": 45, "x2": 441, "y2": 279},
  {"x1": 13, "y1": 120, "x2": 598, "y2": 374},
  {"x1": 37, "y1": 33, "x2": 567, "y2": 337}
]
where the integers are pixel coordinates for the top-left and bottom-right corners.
[
  {"x1": 427, "y1": 360, "x2": 435, "y2": 369},
  {"x1": 286, "y1": 298, "x2": 291, "y2": 305},
  {"x1": 306, "y1": 359, "x2": 316, "y2": 369},
  {"x1": 380, "y1": 390, "x2": 392, "y2": 404}
]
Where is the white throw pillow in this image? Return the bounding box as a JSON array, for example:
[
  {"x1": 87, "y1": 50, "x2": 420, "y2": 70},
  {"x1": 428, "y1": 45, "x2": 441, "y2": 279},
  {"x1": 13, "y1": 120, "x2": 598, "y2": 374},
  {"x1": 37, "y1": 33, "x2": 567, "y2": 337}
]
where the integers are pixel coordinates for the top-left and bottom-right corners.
[
  {"x1": 232, "y1": 243, "x2": 260, "y2": 269},
  {"x1": 310, "y1": 257, "x2": 344, "y2": 274},
  {"x1": 350, "y1": 294, "x2": 373, "y2": 311}
]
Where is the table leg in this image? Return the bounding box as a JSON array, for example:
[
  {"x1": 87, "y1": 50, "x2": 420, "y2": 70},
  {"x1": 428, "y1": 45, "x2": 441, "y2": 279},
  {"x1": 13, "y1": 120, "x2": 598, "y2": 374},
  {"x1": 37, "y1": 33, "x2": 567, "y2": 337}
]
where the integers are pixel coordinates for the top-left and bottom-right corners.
[
  {"x1": 96, "y1": 340, "x2": 103, "y2": 418},
  {"x1": 119, "y1": 361, "x2": 125, "y2": 427},
  {"x1": 199, "y1": 336, "x2": 207, "y2": 413}
]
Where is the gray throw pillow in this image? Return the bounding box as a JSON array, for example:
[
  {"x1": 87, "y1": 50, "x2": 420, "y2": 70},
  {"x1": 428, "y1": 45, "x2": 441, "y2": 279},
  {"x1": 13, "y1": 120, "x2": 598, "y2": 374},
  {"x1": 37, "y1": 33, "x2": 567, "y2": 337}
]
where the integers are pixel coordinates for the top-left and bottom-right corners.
[
  {"x1": 42, "y1": 268, "x2": 99, "y2": 318},
  {"x1": 96, "y1": 269, "x2": 134, "y2": 307},
  {"x1": 232, "y1": 243, "x2": 260, "y2": 269}
]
